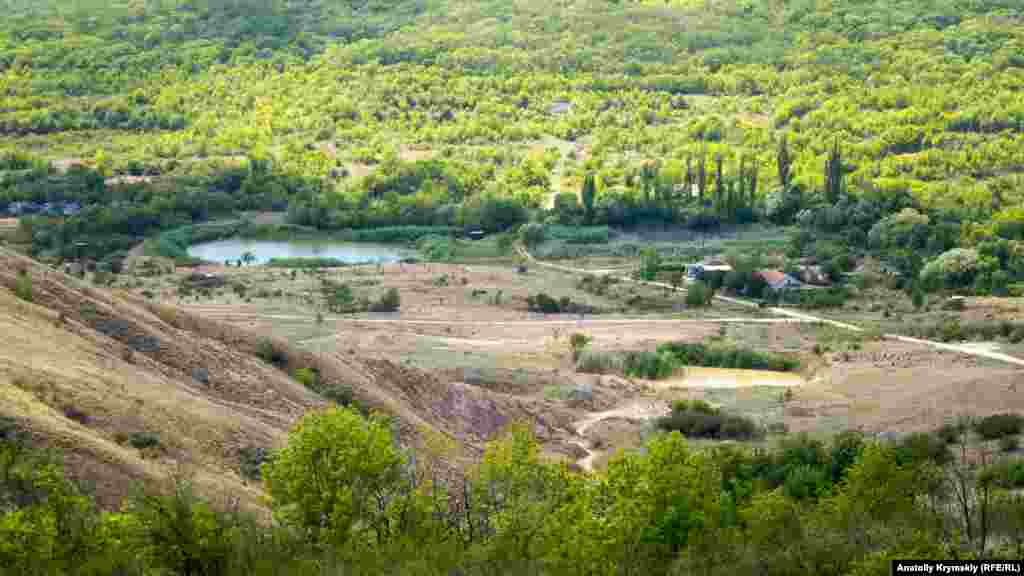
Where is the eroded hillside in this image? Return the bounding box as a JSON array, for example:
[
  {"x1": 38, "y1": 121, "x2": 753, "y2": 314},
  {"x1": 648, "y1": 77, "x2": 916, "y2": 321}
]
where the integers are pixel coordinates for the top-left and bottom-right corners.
[{"x1": 0, "y1": 246, "x2": 495, "y2": 509}]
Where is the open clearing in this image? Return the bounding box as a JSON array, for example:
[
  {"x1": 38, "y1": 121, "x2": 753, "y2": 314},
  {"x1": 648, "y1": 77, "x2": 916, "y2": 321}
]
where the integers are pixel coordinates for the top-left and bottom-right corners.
[{"x1": 110, "y1": 249, "x2": 1024, "y2": 472}]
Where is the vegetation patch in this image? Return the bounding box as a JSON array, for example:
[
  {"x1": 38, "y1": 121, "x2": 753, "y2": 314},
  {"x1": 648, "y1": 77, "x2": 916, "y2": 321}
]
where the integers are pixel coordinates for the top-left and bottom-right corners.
[
  {"x1": 526, "y1": 292, "x2": 598, "y2": 315},
  {"x1": 974, "y1": 413, "x2": 1024, "y2": 441},
  {"x1": 578, "y1": 341, "x2": 798, "y2": 379},
  {"x1": 905, "y1": 318, "x2": 1024, "y2": 344},
  {"x1": 657, "y1": 399, "x2": 763, "y2": 441}
]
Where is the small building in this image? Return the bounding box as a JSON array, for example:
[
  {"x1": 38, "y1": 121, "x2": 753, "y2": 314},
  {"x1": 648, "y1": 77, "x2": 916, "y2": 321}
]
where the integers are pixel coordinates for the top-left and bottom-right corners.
[{"x1": 755, "y1": 269, "x2": 802, "y2": 291}]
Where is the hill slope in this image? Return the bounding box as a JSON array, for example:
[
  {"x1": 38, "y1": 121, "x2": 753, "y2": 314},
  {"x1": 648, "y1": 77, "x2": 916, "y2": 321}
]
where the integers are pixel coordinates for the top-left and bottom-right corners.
[{"x1": 0, "y1": 246, "x2": 467, "y2": 509}]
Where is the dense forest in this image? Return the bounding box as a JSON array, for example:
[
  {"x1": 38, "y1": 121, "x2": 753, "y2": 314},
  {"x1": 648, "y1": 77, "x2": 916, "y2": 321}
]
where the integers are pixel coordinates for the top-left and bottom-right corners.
[
  {"x1": 1, "y1": 0, "x2": 1023, "y2": 295},
  {"x1": 5, "y1": 407, "x2": 1024, "y2": 575}
]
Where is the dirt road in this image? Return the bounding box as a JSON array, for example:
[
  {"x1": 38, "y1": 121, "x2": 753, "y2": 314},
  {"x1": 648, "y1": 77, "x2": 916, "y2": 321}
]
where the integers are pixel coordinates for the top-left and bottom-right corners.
[
  {"x1": 571, "y1": 399, "x2": 669, "y2": 472},
  {"x1": 516, "y1": 244, "x2": 1024, "y2": 367}
]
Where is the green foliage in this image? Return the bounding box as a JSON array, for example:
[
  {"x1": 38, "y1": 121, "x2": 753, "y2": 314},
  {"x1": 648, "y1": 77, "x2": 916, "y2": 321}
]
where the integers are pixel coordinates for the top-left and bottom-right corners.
[
  {"x1": 657, "y1": 402, "x2": 763, "y2": 441},
  {"x1": 256, "y1": 337, "x2": 287, "y2": 368},
  {"x1": 574, "y1": 350, "x2": 623, "y2": 374},
  {"x1": 13, "y1": 268, "x2": 32, "y2": 302},
  {"x1": 975, "y1": 413, "x2": 1024, "y2": 441},
  {"x1": 322, "y1": 280, "x2": 357, "y2": 313},
  {"x1": 238, "y1": 445, "x2": 270, "y2": 482},
  {"x1": 127, "y1": 431, "x2": 161, "y2": 451},
  {"x1": 568, "y1": 332, "x2": 591, "y2": 361},
  {"x1": 127, "y1": 481, "x2": 236, "y2": 576},
  {"x1": 263, "y1": 406, "x2": 407, "y2": 550},
  {"x1": 368, "y1": 287, "x2": 401, "y2": 313},
  {"x1": 638, "y1": 247, "x2": 661, "y2": 281},
  {"x1": 293, "y1": 367, "x2": 318, "y2": 389},
  {"x1": 686, "y1": 281, "x2": 709, "y2": 307},
  {"x1": 519, "y1": 222, "x2": 546, "y2": 248},
  {"x1": 592, "y1": 340, "x2": 800, "y2": 380},
  {"x1": 542, "y1": 225, "x2": 611, "y2": 245},
  {"x1": 526, "y1": 292, "x2": 595, "y2": 315}
]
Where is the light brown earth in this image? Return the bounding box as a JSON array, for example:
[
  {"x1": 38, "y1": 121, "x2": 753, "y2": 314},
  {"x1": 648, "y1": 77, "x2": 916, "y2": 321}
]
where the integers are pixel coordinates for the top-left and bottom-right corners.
[
  {"x1": 116, "y1": 252, "x2": 1024, "y2": 472},
  {"x1": 7, "y1": 231, "x2": 1024, "y2": 507}
]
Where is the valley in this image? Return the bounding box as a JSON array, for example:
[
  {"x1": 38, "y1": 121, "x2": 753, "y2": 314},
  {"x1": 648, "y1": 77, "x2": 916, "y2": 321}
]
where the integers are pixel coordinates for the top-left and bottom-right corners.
[{"x1": 3, "y1": 0, "x2": 1024, "y2": 572}]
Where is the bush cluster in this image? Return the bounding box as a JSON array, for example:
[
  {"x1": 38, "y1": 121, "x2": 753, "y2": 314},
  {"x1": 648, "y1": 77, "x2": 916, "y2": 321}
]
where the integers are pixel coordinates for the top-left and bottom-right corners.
[
  {"x1": 974, "y1": 413, "x2": 1024, "y2": 441},
  {"x1": 526, "y1": 292, "x2": 597, "y2": 315},
  {"x1": 657, "y1": 401, "x2": 763, "y2": 440}
]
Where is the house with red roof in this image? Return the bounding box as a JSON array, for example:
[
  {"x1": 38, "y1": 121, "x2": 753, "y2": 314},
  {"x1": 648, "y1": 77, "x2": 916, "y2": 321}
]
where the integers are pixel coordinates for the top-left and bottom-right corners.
[{"x1": 754, "y1": 269, "x2": 802, "y2": 291}]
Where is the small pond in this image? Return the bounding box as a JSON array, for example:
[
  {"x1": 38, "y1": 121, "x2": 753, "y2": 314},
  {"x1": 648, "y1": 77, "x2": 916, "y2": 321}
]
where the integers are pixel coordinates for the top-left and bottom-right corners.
[{"x1": 187, "y1": 238, "x2": 411, "y2": 265}]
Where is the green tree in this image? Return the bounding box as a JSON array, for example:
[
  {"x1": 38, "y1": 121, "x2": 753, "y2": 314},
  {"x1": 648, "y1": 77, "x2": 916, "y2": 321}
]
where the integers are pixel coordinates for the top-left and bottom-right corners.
[
  {"x1": 825, "y1": 138, "x2": 844, "y2": 204},
  {"x1": 520, "y1": 223, "x2": 546, "y2": 248},
  {"x1": 581, "y1": 172, "x2": 596, "y2": 224},
  {"x1": 687, "y1": 281, "x2": 709, "y2": 307},
  {"x1": 777, "y1": 133, "x2": 792, "y2": 190},
  {"x1": 265, "y1": 407, "x2": 407, "y2": 551},
  {"x1": 639, "y1": 248, "x2": 661, "y2": 281},
  {"x1": 127, "y1": 480, "x2": 236, "y2": 576},
  {"x1": 911, "y1": 287, "x2": 925, "y2": 310}
]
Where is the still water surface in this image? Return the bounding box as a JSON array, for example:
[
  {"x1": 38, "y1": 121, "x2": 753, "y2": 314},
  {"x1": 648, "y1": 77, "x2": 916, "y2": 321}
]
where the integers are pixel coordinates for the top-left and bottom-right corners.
[{"x1": 187, "y1": 238, "x2": 410, "y2": 265}]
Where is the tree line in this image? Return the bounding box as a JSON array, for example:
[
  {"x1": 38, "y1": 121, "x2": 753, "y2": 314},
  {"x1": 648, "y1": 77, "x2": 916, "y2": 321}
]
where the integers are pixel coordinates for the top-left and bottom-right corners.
[{"x1": 4, "y1": 406, "x2": 1024, "y2": 575}]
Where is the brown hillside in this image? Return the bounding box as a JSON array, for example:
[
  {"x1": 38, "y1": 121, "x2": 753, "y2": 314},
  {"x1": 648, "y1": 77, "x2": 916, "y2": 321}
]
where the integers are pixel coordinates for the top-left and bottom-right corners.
[{"x1": 0, "y1": 247, "x2": 466, "y2": 510}]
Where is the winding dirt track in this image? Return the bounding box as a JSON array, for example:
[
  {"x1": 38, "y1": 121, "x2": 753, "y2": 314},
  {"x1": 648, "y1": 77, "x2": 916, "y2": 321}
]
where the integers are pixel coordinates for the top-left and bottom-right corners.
[
  {"x1": 570, "y1": 400, "x2": 670, "y2": 472},
  {"x1": 516, "y1": 244, "x2": 1024, "y2": 368}
]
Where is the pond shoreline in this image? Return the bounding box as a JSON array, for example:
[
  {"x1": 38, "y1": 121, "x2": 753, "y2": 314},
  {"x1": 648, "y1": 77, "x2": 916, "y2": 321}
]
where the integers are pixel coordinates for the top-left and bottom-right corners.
[
  {"x1": 144, "y1": 221, "x2": 457, "y2": 264},
  {"x1": 187, "y1": 237, "x2": 414, "y2": 266}
]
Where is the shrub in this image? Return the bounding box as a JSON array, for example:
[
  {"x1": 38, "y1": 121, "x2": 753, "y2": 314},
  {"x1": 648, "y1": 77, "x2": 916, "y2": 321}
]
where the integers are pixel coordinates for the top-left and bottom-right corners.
[
  {"x1": 14, "y1": 268, "x2": 32, "y2": 302},
  {"x1": 657, "y1": 404, "x2": 762, "y2": 440},
  {"x1": 321, "y1": 384, "x2": 356, "y2": 407},
  {"x1": 128, "y1": 431, "x2": 161, "y2": 451},
  {"x1": 323, "y1": 281, "x2": 357, "y2": 313},
  {"x1": 896, "y1": 432, "x2": 952, "y2": 466},
  {"x1": 1000, "y1": 435, "x2": 1020, "y2": 453},
  {"x1": 575, "y1": 351, "x2": 622, "y2": 374},
  {"x1": 622, "y1": 350, "x2": 679, "y2": 379},
  {"x1": 239, "y1": 445, "x2": 270, "y2": 481},
  {"x1": 935, "y1": 421, "x2": 964, "y2": 444},
  {"x1": 256, "y1": 337, "x2": 287, "y2": 368},
  {"x1": 974, "y1": 413, "x2": 1024, "y2": 440},
  {"x1": 520, "y1": 222, "x2": 546, "y2": 247},
  {"x1": 294, "y1": 367, "x2": 318, "y2": 389},
  {"x1": 368, "y1": 287, "x2": 400, "y2": 312},
  {"x1": 988, "y1": 459, "x2": 1024, "y2": 488},
  {"x1": 569, "y1": 333, "x2": 592, "y2": 361},
  {"x1": 527, "y1": 292, "x2": 561, "y2": 314},
  {"x1": 686, "y1": 281, "x2": 708, "y2": 307}
]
